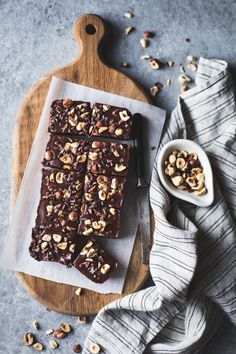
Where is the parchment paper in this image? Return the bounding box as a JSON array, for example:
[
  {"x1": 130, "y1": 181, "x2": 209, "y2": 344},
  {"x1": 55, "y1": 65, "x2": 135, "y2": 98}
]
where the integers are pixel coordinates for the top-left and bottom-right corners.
[{"x1": 0, "y1": 77, "x2": 166, "y2": 294}]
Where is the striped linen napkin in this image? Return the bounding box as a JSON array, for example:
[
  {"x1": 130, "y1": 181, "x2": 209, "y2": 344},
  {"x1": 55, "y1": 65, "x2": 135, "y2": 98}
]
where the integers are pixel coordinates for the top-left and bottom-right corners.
[{"x1": 83, "y1": 58, "x2": 236, "y2": 354}]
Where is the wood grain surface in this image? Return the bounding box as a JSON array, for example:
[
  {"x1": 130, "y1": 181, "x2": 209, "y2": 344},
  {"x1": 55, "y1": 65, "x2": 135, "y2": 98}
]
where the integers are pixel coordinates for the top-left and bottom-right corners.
[{"x1": 13, "y1": 14, "x2": 153, "y2": 315}]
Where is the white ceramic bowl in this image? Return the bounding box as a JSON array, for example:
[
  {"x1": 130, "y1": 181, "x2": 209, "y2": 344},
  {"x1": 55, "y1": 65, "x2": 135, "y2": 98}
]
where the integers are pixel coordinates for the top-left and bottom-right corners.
[{"x1": 157, "y1": 139, "x2": 214, "y2": 207}]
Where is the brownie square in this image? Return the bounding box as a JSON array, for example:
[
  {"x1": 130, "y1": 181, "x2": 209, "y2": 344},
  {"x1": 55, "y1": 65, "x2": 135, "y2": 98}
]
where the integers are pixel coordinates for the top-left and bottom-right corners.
[
  {"x1": 35, "y1": 169, "x2": 84, "y2": 232},
  {"x1": 48, "y1": 99, "x2": 91, "y2": 135},
  {"x1": 89, "y1": 103, "x2": 133, "y2": 139},
  {"x1": 73, "y1": 239, "x2": 118, "y2": 283},
  {"x1": 78, "y1": 201, "x2": 120, "y2": 239},
  {"x1": 83, "y1": 173, "x2": 126, "y2": 209},
  {"x1": 29, "y1": 228, "x2": 79, "y2": 267},
  {"x1": 42, "y1": 135, "x2": 90, "y2": 172},
  {"x1": 87, "y1": 141, "x2": 130, "y2": 177}
]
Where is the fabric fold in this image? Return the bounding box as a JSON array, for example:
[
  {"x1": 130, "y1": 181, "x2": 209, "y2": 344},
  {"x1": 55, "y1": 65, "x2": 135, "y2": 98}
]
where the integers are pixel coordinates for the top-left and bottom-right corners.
[{"x1": 82, "y1": 58, "x2": 236, "y2": 354}]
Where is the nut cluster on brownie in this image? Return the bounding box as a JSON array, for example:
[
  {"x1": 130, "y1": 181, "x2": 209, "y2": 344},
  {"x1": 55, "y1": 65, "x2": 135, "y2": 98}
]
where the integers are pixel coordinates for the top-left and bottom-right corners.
[{"x1": 29, "y1": 98, "x2": 133, "y2": 283}]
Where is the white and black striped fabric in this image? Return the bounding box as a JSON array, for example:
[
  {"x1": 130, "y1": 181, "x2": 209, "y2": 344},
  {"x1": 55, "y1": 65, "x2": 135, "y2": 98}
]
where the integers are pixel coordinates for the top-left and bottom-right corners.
[{"x1": 82, "y1": 58, "x2": 236, "y2": 354}]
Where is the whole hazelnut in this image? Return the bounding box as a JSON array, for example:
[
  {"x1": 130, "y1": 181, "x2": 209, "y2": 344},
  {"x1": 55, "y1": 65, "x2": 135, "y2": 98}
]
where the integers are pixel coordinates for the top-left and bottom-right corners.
[
  {"x1": 92, "y1": 141, "x2": 102, "y2": 149},
  {"x1": 53, "y1": 329, "x2": 66, "y2": 339},
  {"x1": 55, "y1": 191, "x2": 62, "y2": 199},
  {"x1": 72, "y1": 343, "x2": 82, "y2": 353},
  {"x1": 69, "y1": 211, "x2": 78, "y2": 222},
  {"x1": 45, "y1": 150, "x2": 53, "y2": 160},
  {"x1": 63, "y1": 98, "x2": 72, "y2": 107},
  {"x1": 189, "y1": 159, "x2": 200, "y2": 168}
]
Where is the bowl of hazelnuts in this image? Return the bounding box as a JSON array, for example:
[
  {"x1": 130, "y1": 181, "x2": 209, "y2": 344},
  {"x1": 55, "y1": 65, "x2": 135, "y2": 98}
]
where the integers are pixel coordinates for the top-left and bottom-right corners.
[{"x1": 157, "y1": 139, "x2": 214, "y2": 207}]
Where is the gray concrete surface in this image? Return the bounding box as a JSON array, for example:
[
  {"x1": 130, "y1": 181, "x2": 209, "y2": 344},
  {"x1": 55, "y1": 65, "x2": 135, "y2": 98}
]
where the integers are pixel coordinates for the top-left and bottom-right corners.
[{"x1": 0, "y1": 0, "x2": 236, "y2": 353}]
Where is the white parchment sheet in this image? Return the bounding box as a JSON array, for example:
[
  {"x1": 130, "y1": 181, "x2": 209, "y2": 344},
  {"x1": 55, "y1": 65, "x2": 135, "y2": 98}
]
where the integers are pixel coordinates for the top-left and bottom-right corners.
[{"x1": 0, "y1": 77, "x2": 166, "y2": 294}]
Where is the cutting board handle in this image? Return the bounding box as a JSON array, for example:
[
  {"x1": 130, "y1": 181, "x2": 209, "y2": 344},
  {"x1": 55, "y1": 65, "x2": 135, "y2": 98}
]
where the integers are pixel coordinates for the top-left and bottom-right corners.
[{"x1": 73, "y1": 14, "x2": 106, "y2": 65}]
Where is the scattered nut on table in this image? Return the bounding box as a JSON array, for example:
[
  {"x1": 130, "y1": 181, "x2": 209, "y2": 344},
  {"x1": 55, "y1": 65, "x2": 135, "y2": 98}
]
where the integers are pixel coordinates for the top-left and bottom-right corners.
[
  {"x1": 72, "y1": 343, "x2": 82, "y2": 353},
  {"x1": 167, "y1": 60, "x2": 174, "y2": 67},
  {"x1": 33, "y1": 342, "x2": 44, "y2": 351},
  {"x1": 179, "y1": 64, "x2": 185, "y2": 73},
  {"x1": 143, "y1": 31, "x2": 155, "y2": 38},
  {"x1": 53, "y1": 329, "x2": 66, "y2": 339},
  {"x1": 125, "y1": 26, "x2": 135, "y2": 35},
  {"x1": 120, "y1": 62, "x2": 129, "y2": 68},
  {"x1": 188, "y1": 63, "x2": 197, "y2": 71},
  {"x1": 149, "y1": 58, "x2": 160, "y2": 69},
  {"x1": 123, "y1": 11, "x2": 133, "y2": 18},
  {"x1": 32, "y1": 321, "x2": 40, "y2": 330},
  {"x1": 187, "y1": 55, "x2": 197, "y2": 61},
  {"x1": 178, "y1": 75, "x2": 191, "y2": 84},
  {"x1": 22, "y1": 332, "x2": 34, "y2": 346},
  {"x1": 180, "y1": 85, "x2": 188, "y2": 93},
  {"x1": 59, "y1": 322, "x2": 72, "y2": 333},
  {"x1": 140, "y1": 54, "x2": 151, "y2": 60},
  {"x1": 140, "y1": 38, "x2": 149, "y2": 48},
  {"x1": 49, "y1": 340, "x2": 58, "y2": 349},
  {"x1": 164, "y1": 150, "x2": 207, "y2": 196},
  {"x1": 150, "y1": 85, "x2": 159, "y2": 96},
  {"x1": 78, "y1": 316, "x2": 87, "y2": 324}
]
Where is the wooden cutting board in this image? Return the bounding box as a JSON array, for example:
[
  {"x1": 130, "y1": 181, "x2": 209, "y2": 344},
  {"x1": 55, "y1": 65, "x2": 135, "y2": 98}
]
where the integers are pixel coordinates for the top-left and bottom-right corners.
[{"x1": 13, "y1": 14, "x2": 152, "y2": 315}]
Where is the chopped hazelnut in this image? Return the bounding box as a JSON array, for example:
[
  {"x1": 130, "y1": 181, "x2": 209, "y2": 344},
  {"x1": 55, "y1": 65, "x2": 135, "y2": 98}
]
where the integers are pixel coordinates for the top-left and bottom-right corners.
[
  {"x1": 75, "y1": 287, "x2": 82, "y2": 296},
  {"x1": 149, "y1": 58, "x2": 160, "y2": 69},
  {"x1": 120, "y1": 62, "x2": 129, "y2": 68},
  {"x1": 125, "y1": 26, "x2": 135, "y2": 35},
  {"x1": 140, "y1": 38, "x2": 149, "y2": 48},
  {"x1": 167, "y1": 60, "x2": 174, "y2": 67},
  {"x1": 49, "y1": 340, "x2": 58, "y2": 349},
  {"x1": 33, "y1": 342, "x2": 44, "y2": 351},
  {"x1": 32, "y1": 321, "x2": 40, "y2": 330},
  {"x1": 78, "y1": 316, "x2": 87, "y2": 324},
  {"x1": 178, "y1": 75, "x2": 191, "y2": 84},
  {"x1": 124, "y1": 11, "x2": 133, "y2": 18},
  {"x1": 187, "y1": 55, "x2": 197, "y2": 61}
]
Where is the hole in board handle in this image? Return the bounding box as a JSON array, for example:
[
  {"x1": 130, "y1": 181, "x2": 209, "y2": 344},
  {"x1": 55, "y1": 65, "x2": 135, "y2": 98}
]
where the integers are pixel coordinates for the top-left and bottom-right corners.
[{"x1": 86, "y1": 24, "x2": 96, "y2": 35}]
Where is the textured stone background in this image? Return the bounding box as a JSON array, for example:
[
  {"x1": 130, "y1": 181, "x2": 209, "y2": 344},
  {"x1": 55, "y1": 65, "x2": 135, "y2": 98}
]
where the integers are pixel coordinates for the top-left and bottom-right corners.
[{"x1": 0, "y1": 0, "x2": 236, "y2": 353}]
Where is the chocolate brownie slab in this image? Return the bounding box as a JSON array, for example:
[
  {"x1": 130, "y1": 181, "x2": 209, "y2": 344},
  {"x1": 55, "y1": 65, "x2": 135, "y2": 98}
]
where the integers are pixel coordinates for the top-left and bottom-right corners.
[
  {"x1": 49, "y1": 99, "x2": 91, "y2": 135},
  {"x1": 89, "y1": 103, "x2": 132, "y2": 139},
  {"x1": 29, "y1": 228, "x2": 78, "y2": 267},
  {"x1": 35, "y1": 169, "x2": 84, "y2": 232},
  {"x1": 42, "y1": 135, "x2": 90, "y2": 172},
  {"x1": 87, "y1": 141, "x2": 130, "y2": 177},
  {"x1": 73, "y1": 239, "x2": 118, "y2": 283}
]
